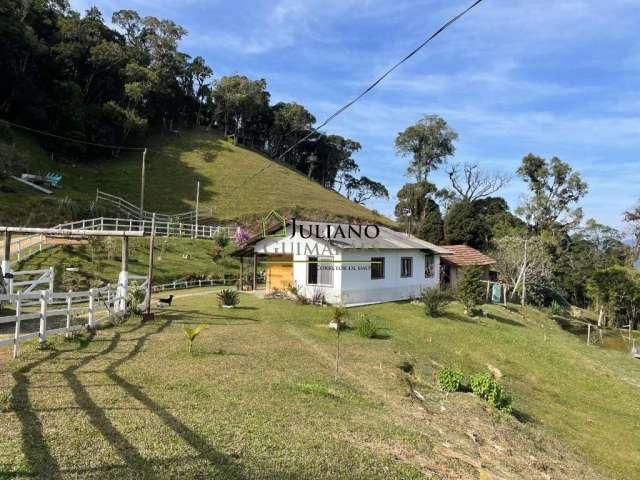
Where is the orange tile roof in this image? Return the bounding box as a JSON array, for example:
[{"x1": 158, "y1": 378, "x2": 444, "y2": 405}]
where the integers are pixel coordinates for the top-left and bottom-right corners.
[{"x1": 440, "y1": 244, "x2": 496, "y2": 267}]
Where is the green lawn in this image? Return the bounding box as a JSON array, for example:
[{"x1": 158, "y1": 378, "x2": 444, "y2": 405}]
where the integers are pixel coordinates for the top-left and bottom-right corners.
[
  {"x1": 15, "y1": 238, "x2": 239, "y2": 289},
  {"x1": 1, "y1": 291, "x2": 638, "y2": 479},
  {"x1": 0, "y1": 129, "x2": 391, "y2": 227}
]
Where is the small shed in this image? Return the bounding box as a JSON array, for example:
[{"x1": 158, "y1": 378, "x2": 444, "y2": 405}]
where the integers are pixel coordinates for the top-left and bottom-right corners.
[{"x1": 439, "y1": 244, "x2": 497, "y2": 287}]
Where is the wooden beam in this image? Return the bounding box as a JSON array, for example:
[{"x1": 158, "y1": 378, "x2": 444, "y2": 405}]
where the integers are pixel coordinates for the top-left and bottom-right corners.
[
  {"x1": 145, "y1": 214, "x2": 156, "y2": 315},
  {"x1": 252, "y1": 253, "x2": 257, "y2": 291},
  {"x1": 0, "y1": 226, "x2": 143, "y2": 237},
  {"x1": 3, "y1": 232, "x2": 10, "y2": 262}
]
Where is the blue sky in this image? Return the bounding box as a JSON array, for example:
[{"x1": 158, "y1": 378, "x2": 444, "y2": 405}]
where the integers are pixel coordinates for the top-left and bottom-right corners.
[{"x1": 72, "y1": 0, "x2": 640, "y2": 230}]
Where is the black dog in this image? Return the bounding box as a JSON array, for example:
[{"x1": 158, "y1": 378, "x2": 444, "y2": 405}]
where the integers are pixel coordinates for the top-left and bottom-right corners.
[{"x1": 158, "y1": 295, "x2": 174, "y2": 306}]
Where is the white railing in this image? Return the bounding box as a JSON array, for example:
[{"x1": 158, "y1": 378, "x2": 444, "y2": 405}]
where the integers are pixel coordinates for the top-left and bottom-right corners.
[
  {"x1": 0, "y1": 279, "x2": 149, "y2": 358},
  {"x1": 96, "y1": 189, "x2": 199, "y2": 224},
  {"x1": 9, "y1": 217, "x2": 235, "y2": 261},
  {"x1": 151, "y1": 278, "x2": 238, "y2": 293}
]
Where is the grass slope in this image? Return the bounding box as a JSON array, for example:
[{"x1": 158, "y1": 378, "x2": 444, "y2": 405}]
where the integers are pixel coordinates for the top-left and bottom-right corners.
[
  {"x1": 0, "y1": 129, "x2": 390, "y2": 226},
  {"x1": 1, "y1": 292, "x2": 638, "y2": 479},
  {"x1": 14, "y1": 238, "x2": 238, "y2": 289}
]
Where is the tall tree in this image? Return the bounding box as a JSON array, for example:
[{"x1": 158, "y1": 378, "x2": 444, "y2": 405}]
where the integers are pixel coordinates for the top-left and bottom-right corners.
[
  {"x1": 344, "y1": 176, "x2": 389, "y2": 205},
  {"x1": 624, "y1": 202, "x2": 640, "y2": 261},
  {"x1": 516, "y1": 154, "x2": 588, "y2": 232},
  {"x1": 212, "y1": 75, "x2": 270, "y2": 142},
  {"x1": 395, "y1": 181, "x2": 444, "y2": 243},
  {"x1": 394, "y1": 115, "x2": 457, "y2": 181},
  {"x1": 268, "y1": 102, "x2": 315, "y2": 160}
]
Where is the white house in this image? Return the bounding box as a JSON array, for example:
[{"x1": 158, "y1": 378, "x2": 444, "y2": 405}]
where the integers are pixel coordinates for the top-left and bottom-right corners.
[{"x1": 232, "y1": 220, "x2": 451, "y2": 306}]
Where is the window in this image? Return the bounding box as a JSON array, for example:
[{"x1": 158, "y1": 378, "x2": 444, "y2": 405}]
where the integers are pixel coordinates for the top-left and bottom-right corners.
[
  {"x1": 401, "y1": 257, "x2": 413, "y2": 278},
  {"x1": 371, "y1": 257, "x2": 385, "y2": 280},
  {"x1": 307, "y1": 256, "x2": 333, "y2": 286},
  {"x1": 425, "y1": 254, "x2": 434, "y2": 278}
]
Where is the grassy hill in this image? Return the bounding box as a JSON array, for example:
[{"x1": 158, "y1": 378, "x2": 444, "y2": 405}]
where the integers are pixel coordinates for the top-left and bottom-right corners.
[
  {"x1": 0, "y1": 129, "x2": 391, "y2": 227},
  {"x1": 1, "y1": 293, "x2": 639, "y2": 479}
]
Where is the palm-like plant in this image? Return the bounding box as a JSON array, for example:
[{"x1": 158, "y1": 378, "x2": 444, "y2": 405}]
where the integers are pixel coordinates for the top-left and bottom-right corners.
[
  {"x1": 183, "y1": 324, "x2": 209, "y2": 353},
  {"x1": 217, "y1": 288, "x2": 240, "y2": 307}
]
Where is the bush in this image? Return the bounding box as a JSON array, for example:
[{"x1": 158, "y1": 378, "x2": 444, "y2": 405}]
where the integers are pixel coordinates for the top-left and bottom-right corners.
[
  {"x1": 469, "y1": 372, "x2": 512, "y2": 413},
  {"x1": 421, "y1": 287, "x2": 453, "y2": 317},
  {"x1": 126, "y1": 283, "x2": 146, "y2": 316},
  {"x1": 213, "y1": 229, "x2": 230, "y2": 248},
  {"x1": 436, "y1": 367, "x2": 464, "y2": 392},
  {"x1": 217, "y1": 288, "x2": 239, "y2": 307},
  {"x1": 456, "y1": 266, "x2": 486, "y2": 315},
  {"x1": 331, "y1": 305, "x2": 348, "y2": 330},
  {"x1": 0, "y1": 120, "x2": 13, "y2": 143},
  {"x1": 356, "y1": 313, "x2": 378, "y2": 338},
  {"x1": 0, "y1": 143, "x2": 26, "y2": 180},
  {"x1": 287, "y1": 282, "x2": 309, "y2": 304},
  {"x1": 548, "y1": 300, "x2": 568, "y2": 316}
]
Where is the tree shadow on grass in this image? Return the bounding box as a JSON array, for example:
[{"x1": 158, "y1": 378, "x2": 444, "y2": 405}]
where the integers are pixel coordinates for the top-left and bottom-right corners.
[
  {"x1": 484, "y1": 312, "x2": 525, "y2": 327},
  {"x1": 8, "y1": 332, "x2": 100, "y2": 479},
  {"x1": 63, "y1": 323, "x2": 158, "y2": 476},
  {"x1": 104, "y1": 320, "x2": 243, "y2": 478},
  {"x1": 158, "y1": 308, "x2": 259, "y2": 325},
  {"x1": 10, "y1": 350, "x2": 67, "y2": 479},
  {"x1": 441, "y1": 312, "x2": 478, "y2": 324}
]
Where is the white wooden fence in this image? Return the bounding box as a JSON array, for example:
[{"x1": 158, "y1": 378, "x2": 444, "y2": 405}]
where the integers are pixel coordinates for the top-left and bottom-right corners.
[
  {"x1": 7, "y1": 267, "x2": 54, "y2": 297},
  {"x1": 9, "y1": 217, "x2": 235, "y2": 261},
  {"x1": 152, "y1": 278, "x2": 238, "y2": 293},
  {"x1": 0, "y1": 278, "x2": 149, "y2": 358}
]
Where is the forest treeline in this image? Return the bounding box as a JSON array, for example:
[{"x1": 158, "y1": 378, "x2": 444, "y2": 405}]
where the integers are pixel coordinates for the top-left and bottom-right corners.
[
  {"x1": 0, "y1": 0, "x2": 387, "y2": 201},
  {"x1": 391, "y1": 114, "x2": 640, "y2": 328}
]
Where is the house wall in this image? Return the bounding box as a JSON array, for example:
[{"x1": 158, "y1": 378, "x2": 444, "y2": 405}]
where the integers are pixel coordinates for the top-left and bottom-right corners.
[
  {"x1": 340, "y1": 249, "x2": 440, "y2": 305},
  {"x1": 253, "y1": 235, "x2": 441, "y2": 306},
  {"x1": 253, "y1": 234, "x2": 343, "y2": 303}
]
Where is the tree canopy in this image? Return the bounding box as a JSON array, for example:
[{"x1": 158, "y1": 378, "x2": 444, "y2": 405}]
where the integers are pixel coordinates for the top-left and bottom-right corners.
[
  {"x1": 0, "y1": 1, "x2": 380, "y2": 196},
  {"x1": 394, "y1": 115, "x2": 457, "y2": 181}
]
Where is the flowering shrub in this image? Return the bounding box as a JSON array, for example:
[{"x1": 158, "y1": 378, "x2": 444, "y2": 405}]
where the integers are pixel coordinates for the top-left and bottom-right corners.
[{"x1": 233, "y1": 227, "x2": 251, "y2": 244}]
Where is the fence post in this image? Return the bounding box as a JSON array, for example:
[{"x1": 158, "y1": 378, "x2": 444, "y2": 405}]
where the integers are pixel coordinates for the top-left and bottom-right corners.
[
  {"x1": 13, "y1": 293, "x2": 22, "y2": 359},
  {"x1": 587, "y1": 324, "x2": 591, "y2": 345},
  {"x1": 107, "y1": 283, "x2": 112, "y2": 306},
  {"x1": 88, "y1": 289, "x2": 95, "y2": 329},
  {"x1": 66, "y1": 290, "x2": 72, "y2": 337},
  {"x1": 49, "y1": 266, "x2": 54, "y2": 296},
  {"x1": 173, "y1": 280, "x2": 177, "y2": 289},
  {"x1": 199, "y1": 279, "x2": 202, "y2": 288},
  {"x1": 39, "y1": 291, "x2": 48, "y2": 349}
]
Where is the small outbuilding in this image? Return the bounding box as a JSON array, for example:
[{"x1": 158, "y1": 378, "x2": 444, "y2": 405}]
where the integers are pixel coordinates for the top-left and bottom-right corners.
[
  {"x1": 439, "y1": 244, "x2": 497, "y2": 288},
  {"x1": 232, "y1": 220, "x2": 451, "y2": 306}
]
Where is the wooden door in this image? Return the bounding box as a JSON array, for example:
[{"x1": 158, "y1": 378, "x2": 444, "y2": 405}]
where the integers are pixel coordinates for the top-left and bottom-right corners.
[{"x1": 266, "y1": 256, "x2": 293, "y2": 291}]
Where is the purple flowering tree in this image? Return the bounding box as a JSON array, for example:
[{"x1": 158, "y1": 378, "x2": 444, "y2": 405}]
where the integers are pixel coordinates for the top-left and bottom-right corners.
[{"x1": 233, "y1": 227, "x2": 251, "y2": 244}]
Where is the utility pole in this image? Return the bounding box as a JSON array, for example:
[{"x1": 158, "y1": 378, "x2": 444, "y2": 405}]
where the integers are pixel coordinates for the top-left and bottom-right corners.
[
  {"x1": 140, "y1": 148, "x2": 147, "y2": 217},
  {"x1": 194, "y1": 181, "x2": 200, "y2": 238},
  {"x1": 521, "y1": 238, "x2": 527, "y2": 307},
  {"x1": 144, "y1": 213, "x2": 156, "y2": 318}
]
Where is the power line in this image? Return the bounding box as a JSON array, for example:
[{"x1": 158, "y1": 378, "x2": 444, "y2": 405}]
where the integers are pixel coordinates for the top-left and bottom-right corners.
[
  {"x1": 239, "y1": 0, "x2": 484, "y2": 187},
  {"x1": 2, "y1": 119, "x2": 147, "y2": 151}
]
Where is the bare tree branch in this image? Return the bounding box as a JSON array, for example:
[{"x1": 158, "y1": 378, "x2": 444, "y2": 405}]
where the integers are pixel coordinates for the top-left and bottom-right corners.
[{"x1": 447, "y1": 163, "x2": 511, "y2": 201}]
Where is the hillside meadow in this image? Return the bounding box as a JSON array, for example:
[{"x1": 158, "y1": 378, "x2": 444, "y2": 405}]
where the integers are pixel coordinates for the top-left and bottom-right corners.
[
  {"x1": 1, "y1": 289, "x2": 639, "y2": 479},
  {"x1": 0, "y1": 130, "x2": 390, "y2": 227}
]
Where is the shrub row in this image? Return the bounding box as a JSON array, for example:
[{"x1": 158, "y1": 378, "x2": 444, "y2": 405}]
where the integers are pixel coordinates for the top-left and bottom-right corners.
[{"x1": 436, "y1": 367, "x2": 512, "y2": 413}]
